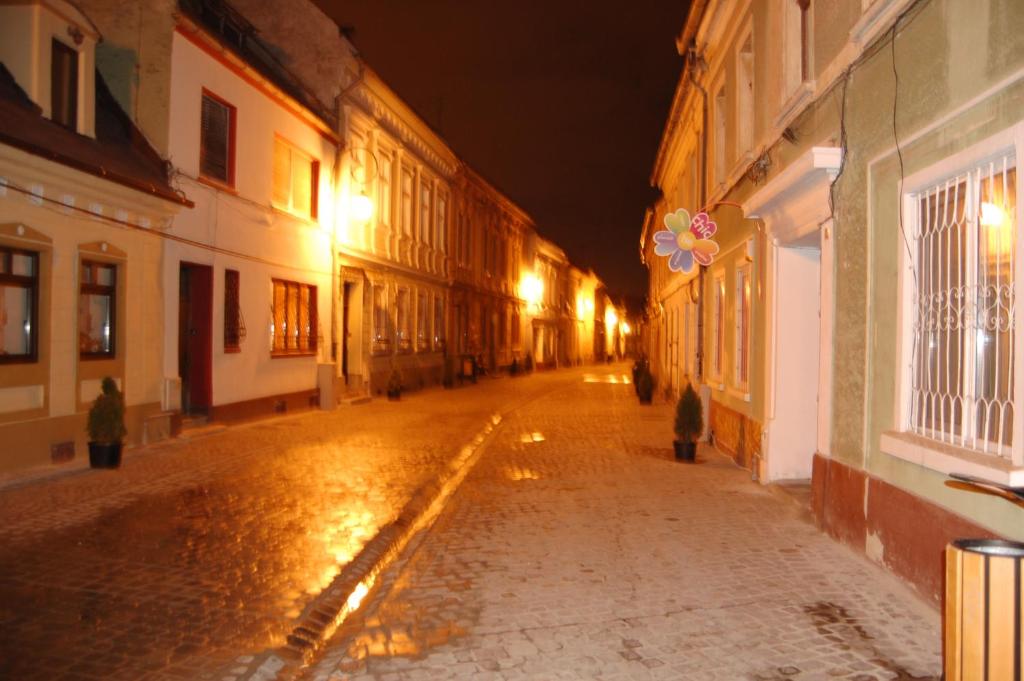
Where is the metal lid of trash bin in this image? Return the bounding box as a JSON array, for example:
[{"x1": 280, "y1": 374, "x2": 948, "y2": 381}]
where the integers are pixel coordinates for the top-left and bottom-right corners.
[{"x1": 952, "y1": 538, "x2": 1024, "y2": 557}]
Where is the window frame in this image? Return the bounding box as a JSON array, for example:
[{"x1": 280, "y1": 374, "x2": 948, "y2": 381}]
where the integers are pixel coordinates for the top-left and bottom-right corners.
[
  {"x1": 0, "y1": 246, "x2": 40, "y2": 364},
  {"x1": 735, "y1": 24, "x2": 755, "y2": 159},
  {"x1": 79, "y1": 260, "x2": 117, "y2": 360},
  {"x1": 400, "y1": 168, "x2": 414, "y2": 237},
  {"x1": 270, "y1": 278, "x2": 317, "y2": 357},
  {"x1": 734, "y1": 261, "x2": 752, "y2": 392},
  {"x1": 396, "y1": 286, "x2": 411, "y2": 353},
  {"x1": 371, "y1": 283, "x2": 390, "y2": 355},
  {"x1": 378, "y1": 150, "x2": 393, "y2": 228},
  {"x1": 199, "y1": 89, "x2": 237, "y2": 188},
  {"x1": 710, "y1": 272, "x2": 726, "y2": 384},
  {"x1": 886, "y1": 123, "x2": 1024, "y2": 481},
  {"x1": 51, "y1": 38, "x2": 79, "y2": 131},
  {"x1": 271, "y1": 135, "x2": 319, "y2": 221}
]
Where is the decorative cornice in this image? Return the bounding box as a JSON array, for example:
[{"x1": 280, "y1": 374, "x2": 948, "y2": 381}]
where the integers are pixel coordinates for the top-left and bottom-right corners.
[
  {"x1": 741, "y1": 146, "x2": 841, "y2": 245},
  {"x1": 345, "y1": 83, "x2": 457, "y2": 179}
]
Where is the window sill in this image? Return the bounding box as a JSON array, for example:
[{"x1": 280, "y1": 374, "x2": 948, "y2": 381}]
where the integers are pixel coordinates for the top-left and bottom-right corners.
[
  {"x1": 879, "y1": 430, "x2": 1024, "y2": 487},
  {"x1": 270, "y1": 351, "x2": 317, "y2": 359},
  {"x1": 224, "y1": 346, "x2": 241, "y2": 354},
  {"x1": 197, "y1": 175, "x2": 237, "y2": 194},
  {"x1": 727, "y1": 386, "x2": 751, "y2": 402},
  {"x1": 80, "y1": 352, "x2": 115, "y2": 361}
]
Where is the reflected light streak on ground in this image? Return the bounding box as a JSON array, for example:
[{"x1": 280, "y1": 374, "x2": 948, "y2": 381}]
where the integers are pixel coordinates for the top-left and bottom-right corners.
[{"x1": 583, "y1": 373, "x2": 632, "y2": 384}]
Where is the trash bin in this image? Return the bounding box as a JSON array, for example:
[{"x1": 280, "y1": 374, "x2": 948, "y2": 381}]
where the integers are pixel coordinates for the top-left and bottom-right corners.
[{"x1": 945, "y1": 539, "x2": 1024, "y2": 680}]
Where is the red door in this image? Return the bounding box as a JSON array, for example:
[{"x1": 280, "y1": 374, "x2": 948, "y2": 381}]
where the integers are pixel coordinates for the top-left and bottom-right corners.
[{"x1": 178, "y1": 263, "x2": 213, "y2": 414}]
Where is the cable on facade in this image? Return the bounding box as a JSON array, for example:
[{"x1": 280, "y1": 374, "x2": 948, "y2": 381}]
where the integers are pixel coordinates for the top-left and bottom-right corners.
[{"x1": 1, "y1": 177, "x2": 334, "y2": 277}]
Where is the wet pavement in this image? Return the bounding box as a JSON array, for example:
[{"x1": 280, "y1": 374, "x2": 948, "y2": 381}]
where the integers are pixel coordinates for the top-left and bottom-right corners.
[
  {"x1": 0, "y1": 371, "x2": 573, "y2": 681},
  {"x1": 305, "y1": 368, "x2": 943, "y2": 681}
]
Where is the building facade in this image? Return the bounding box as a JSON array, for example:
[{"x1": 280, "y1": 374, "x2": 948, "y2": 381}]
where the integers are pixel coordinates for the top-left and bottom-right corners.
[
  {"x1": 0, "y1": 0, "x2": 190, "y2": 469},
  {"x1": 647, "y1": 0, "x2": 1024, "y2": 604},
  {"x1": 451, "y1": 166, "x2": 529, "y2": 375}
]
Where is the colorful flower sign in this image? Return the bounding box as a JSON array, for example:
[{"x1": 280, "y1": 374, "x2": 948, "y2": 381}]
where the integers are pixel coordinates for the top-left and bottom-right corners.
[{"x1": 653, "y1": 209, "x2": 720, "y2": 273}]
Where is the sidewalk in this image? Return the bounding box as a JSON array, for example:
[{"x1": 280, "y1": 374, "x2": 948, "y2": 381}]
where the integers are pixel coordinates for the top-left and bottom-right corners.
[
  {"x1": 305, "y1": 370, "x2": 942, "y2": 680},
  {"x1": 0, "y1": 368, "x2": 583, "y2": 681}
]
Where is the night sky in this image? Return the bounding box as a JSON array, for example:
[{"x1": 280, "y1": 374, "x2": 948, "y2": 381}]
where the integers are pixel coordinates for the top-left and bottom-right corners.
[{"x1": 314, "y1": 1, "x2": 690, "y2": 301}]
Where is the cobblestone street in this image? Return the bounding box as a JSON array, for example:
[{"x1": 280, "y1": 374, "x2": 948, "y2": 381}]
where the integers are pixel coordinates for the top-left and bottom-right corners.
[
  {"x1": 305, "y1": 367, "x2": 943, "y2": 681},
  {"x1": 0, "y1": 371, "x2": 570, "y2": 681}
]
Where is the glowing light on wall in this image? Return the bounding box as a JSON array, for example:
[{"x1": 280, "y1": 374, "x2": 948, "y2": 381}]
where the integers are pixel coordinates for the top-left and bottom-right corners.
[
  {"x1": 519, "y1": 273, "x2": 543, "y2": 308},
  {"x1": 982, "y1": 201, "x2": 1013, "y2": 259},
  {"x1": 350, "y1": 192, "x2": 374, "y2": 223},
  {"x1": 605, "y1": 306, "x2": 618, "y2": 332},
  {"x1": 620, "y1": 321, "x2": 631, "y2": 335}
]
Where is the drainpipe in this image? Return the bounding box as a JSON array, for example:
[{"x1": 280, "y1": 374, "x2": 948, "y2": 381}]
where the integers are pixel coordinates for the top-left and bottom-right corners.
[{"x1": 688, "y1": 44, "x2": 709, "y2": 383}]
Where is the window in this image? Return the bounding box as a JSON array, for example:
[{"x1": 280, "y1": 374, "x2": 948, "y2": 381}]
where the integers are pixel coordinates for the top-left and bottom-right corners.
[
  {"x1": 79, "y1": 261, "x2": 116, "y2": 358},
  {"x1": 372, "y1": 283, "x2": 389, "y2": 353},
  {"x1": 272, "y1": 137, "x2": 319, "y2": 219},
  {"x1": 737, "y1": 31, "x2": 754, "y2": 157},
  {"x1": 271, "y1": 279, "x2": 316, "y2": 355},
  {"x1": 511, "y1": 308, "x2": 520, "y2": 348},
  {"x1": 200, "y1": 91, "x2": 235, "y2": 186},
  {"x1": 783, "y1": 0, "x2": 813, "y2": 103},
  {"x1": 436, "y1": 193, "x2": 448, "y2": 254},
  {"x1": 378, "y1": 152, "x2": 393, "y2": 226},
  {"x1": 906, "y1": 155, "x2": 1017, "y2": 459},
  {"x1": 0, "y1": 247, "x2": 39, "y2": 363},
  {"x1": 400, "y1": 169, "x2": 414, "y2": 236},
  {"x1": 416, "y1": 291, "x2": 429, "y2": 352},
  {"x1": 51, "y1": 39, "x2": 78, "y2": 130},
  {"x1": 396, "y1": 288, "x2": 411, "y2": 352},
  {"x1": 224, "y1": 269, "x2": 242, "y2": 352},
  {"x1": 420, "y1": 181, "x2": 432, "y2": 245},
  {"x1": 799, "y1": 0, "x2": 811, "y2": 83},
  {"x1": 735, "y1": 263, "x2": 752, "y2": 388},
  {"x1": 711, "y1": 274, "x2": 725, "y2": 380},
  {"x1": 434, "y1": 295, "x2": 446, "y2": 350},
  {"x1": 713, "y1": 85, "x2": 727, "y2": 187}
]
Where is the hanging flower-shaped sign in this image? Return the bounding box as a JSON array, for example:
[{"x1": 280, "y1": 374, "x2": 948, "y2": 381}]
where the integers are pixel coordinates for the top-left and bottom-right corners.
[{"x1": 653, "y1": 209, "x2": 720, "y2": 273}]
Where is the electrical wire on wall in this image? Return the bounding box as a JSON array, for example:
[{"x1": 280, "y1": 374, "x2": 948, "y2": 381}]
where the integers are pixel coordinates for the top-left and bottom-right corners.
[{"x1": 0, "y1": 176, "x2": 334, "y2": 277}]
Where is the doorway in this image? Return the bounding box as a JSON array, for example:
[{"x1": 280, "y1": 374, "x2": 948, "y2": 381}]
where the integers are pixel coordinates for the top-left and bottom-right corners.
[
  {"x1": 342, "y1": 281, "x2": 352, "y2": 384},
  {"x1": 764, "y1": 238, "x2": 821, "y2": 481},
  {"x1": 178, "y1": 263, "x2": 213, "y2": 416}
]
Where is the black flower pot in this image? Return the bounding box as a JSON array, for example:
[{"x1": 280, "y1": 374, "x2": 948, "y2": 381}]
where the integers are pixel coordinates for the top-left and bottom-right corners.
[
  {"x1": 673, "y1": 440, "x2": 696, "y2": 462},
  {"x1": 88, "y1": 442, "x2": 122, "y2": 469}
]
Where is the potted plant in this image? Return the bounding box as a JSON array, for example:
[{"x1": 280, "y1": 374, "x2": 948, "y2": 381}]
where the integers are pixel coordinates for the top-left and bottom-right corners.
[
  {"x1": 673, "y1": 383, "x2": 703, "y2": 462},
  {"x1": 87, "y1": 377, "x2": 126, "y2": 469},
  {"x1": 636, "y1": 368, "x2": 655, "y2": 404},
  {"x1": 386, "y1": 367, "x2": 402, "y2": 401}
]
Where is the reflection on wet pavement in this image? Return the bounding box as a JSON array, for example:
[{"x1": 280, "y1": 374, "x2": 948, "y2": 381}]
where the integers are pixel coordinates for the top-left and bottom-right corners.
[
  {"x1": 0, "y1": 371, "x2": 578, "y2": 681},
  {"x1": 582, "y1": 373, "x2": 631, "y2": 384}
]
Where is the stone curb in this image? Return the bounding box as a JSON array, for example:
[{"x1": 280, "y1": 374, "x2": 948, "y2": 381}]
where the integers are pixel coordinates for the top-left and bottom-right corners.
[{"x1": 237, "y1": 412, "x2": 505, "y2": 681}]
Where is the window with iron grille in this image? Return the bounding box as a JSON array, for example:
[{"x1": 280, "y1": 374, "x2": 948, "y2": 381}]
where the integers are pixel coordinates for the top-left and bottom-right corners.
[
  {"x1": 200, "y1": 90, "x2": 235, "y2": 186},
  {"x1": 51, "y1": 39, "x2": 78, "y2": 130},
  {"x1": 0, "y1": 247, "x2": 39, "y2": 363},
  {"x1": 271, "y1": 279, "x2": 316, "y2": 355},
  {"x1": 224, "y1": 269, "x2": 243, "y2": 352},
  {"x1": 79, "y1": 261, "x2": 116, "y2": 359},
  {"x1": 907, "y1": 154, "x2": 1017, "y2": 460},
  {"x1": 434, "y1": 296, "x2": 446, "y2": 351}
]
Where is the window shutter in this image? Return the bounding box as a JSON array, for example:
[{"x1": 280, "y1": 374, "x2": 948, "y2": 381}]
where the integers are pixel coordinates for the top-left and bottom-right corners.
[
  {"x1": 201, "y1": 95, "x2": 231, "y2": 183},
  {"x1": 272, "y1": 138, "x2": 290, "y2": 207}
]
